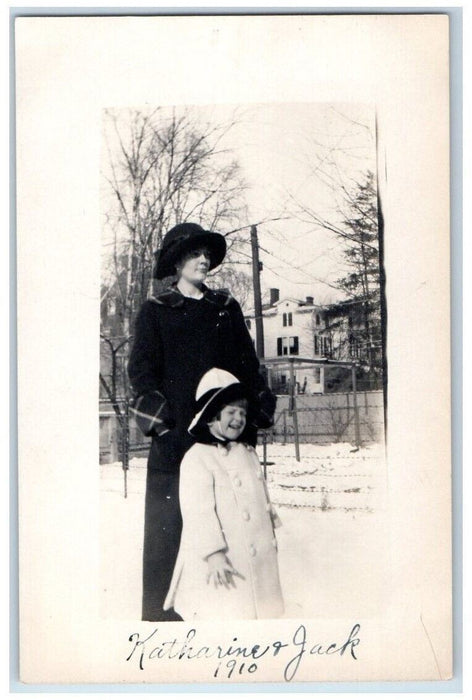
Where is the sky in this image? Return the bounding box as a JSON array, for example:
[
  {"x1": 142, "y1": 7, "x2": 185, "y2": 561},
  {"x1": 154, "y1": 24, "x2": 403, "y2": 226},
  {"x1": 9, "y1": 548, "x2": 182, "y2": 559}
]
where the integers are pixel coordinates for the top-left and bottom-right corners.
[
  {"x1": 194, "y1": 102, "x2": 377, "y2": 305},
  {"x1": 102, "y1": 101, "x2": 378, "y2": 307}
]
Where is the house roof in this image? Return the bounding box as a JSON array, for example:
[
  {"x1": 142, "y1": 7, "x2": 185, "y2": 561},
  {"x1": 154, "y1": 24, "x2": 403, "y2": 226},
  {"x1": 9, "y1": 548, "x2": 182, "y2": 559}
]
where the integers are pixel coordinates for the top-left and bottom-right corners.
[
  {"x1": 324, "y1": 298, "x2": 367, "y2": 314},
  {"x1": 273, "y1": 296, "x2": 313, "y2": 307},
  {"x1": 244, "y1": 295, "x2": 317, "y2": 318}
]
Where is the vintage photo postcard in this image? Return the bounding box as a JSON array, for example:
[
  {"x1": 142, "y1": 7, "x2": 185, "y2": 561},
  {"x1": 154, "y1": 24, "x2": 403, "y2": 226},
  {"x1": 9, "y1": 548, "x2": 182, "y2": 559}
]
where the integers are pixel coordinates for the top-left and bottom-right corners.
[{"x1": 15, "y1": 13, "x2": 452, "y2": 685}]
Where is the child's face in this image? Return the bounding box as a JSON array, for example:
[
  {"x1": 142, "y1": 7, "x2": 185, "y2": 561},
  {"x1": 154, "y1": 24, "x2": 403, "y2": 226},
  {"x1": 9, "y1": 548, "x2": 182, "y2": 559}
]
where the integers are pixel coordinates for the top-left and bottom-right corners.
[{"x1": 208, "y1": 400, "x2": 247, "y2": 441}]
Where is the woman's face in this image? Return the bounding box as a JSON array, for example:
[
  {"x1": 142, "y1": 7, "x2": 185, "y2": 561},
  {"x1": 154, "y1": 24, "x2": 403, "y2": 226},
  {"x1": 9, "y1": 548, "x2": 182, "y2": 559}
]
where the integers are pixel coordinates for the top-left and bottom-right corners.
[{"x1": 176, "y1": 247, "x2": 211, "y2": 284}]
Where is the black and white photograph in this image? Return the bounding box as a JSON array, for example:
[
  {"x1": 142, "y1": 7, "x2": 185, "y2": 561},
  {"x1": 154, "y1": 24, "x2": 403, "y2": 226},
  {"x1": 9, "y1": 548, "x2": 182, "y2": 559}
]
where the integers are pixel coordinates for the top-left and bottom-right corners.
[
  {"x1": 15, "y1": 13, "x2": 453, "y2": 686},
  {"x1": 99, "y1": 103, "x2": 388, "y2": 623}
]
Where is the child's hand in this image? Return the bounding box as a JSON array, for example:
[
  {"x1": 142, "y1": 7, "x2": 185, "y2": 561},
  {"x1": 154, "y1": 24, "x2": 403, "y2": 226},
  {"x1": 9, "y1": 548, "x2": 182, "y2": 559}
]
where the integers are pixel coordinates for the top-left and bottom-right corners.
[{"x1": 206, "y1": 551, "x2": 241, "y2": 588}]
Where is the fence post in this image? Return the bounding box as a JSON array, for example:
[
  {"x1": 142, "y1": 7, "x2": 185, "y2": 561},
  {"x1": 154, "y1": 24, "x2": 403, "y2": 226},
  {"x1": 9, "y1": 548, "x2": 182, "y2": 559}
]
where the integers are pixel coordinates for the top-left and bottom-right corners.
[
  {"x1": 262, "y1": 431, "x2": 268, "y2": 479},
  {"x1": 121, "y1": 398, "x2": 130, "y2": 498},
  {"x1": 289, "y1": 359, "x2": 300, "y2": 462},
  {"x1": 346, "y1": 390, "x2": 350, "y2": 439},
  {"x1": 110, "y1": 416, "x2": 119, "y2": 463},
  {"x1": 266, "y1": 364, "x2": 272, "y2": 390},
  {"x1": 352, "y1": 363, "x2": 361, "y2": 448}
]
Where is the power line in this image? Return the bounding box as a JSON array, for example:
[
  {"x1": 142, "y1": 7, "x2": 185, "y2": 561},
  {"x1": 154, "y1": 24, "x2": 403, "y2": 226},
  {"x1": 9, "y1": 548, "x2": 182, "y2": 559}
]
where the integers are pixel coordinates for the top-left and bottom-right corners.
[
  {"x1": 229, "y1": 226, "x2": 343, "y2": 294},
  {"x1": 223, "y1": 217, "x2": 290, "y2": 238},
  {"x1": 256, "y1": 240, "x2": 343, "y2": 294}
]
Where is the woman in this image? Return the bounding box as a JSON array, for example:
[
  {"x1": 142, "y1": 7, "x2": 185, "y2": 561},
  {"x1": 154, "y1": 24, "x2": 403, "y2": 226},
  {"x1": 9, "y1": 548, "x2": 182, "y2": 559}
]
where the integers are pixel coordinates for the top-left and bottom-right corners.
[{"x1": 128, "y1": 222, "x2": 276, "y2": 621}]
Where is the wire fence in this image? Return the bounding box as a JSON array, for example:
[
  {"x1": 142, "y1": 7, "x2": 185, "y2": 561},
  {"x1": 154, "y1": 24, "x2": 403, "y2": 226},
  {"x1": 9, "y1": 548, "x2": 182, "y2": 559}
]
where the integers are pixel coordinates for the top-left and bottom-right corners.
[
  {"x1": 99, "y1": 389, "x2": 385, "y2": 465},
  {"x1": 272, "y1": 391, "x2": 384, "y2": 445}
]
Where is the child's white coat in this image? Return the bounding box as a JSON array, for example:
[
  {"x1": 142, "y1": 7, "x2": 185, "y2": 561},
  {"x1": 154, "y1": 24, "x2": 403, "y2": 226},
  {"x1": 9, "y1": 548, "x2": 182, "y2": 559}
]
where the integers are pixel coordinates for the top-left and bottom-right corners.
[{"x1": 164, "y1": 441, "x2": 284, "y2": 619}]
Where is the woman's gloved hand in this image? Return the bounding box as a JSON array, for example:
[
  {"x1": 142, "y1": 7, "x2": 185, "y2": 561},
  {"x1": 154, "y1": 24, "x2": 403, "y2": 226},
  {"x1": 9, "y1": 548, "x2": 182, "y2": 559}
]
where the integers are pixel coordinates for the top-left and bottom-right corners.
[
  {"x1": 131, "y1": 390, "x2": 175, "y2": 437},
  {"x1": 252, "y1": 387, "x2": 277, "y2": 429}
]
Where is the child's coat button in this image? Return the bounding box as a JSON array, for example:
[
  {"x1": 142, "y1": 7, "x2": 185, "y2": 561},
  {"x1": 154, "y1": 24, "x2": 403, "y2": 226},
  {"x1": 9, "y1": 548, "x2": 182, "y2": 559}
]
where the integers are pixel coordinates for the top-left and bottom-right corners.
[
  {"x1": 249, "y1": 545, "x2": 257, "y2": 556},
  {"x1": 242, "y1": 510, "x2": 250, "y2": 521},
  {"x1": 233, "y1": 476, "x2": 241, "y2": 486}
]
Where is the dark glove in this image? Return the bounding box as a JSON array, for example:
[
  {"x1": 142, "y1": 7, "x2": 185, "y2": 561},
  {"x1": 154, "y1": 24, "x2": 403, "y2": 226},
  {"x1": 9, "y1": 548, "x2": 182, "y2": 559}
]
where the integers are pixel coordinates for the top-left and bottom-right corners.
[
  {"x1": 252, "y1": 387, "x2": 277, "y2": 429},
  {"x1": 131, "y1": 390, "x2": 175, "y2": 437}
]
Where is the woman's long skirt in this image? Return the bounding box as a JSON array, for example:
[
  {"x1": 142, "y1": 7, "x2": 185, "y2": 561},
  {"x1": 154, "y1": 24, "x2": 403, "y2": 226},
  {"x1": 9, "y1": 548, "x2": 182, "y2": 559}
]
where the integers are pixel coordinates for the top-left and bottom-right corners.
[{"x1": 142, "y1": 470, "x2": 183, "y2": 621}]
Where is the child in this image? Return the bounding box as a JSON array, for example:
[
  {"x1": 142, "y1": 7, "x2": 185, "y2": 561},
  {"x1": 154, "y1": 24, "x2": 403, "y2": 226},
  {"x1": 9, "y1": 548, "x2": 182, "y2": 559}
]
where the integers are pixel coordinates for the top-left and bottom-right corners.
[{"x1": 163, "y1": 368, "x2": 284, "y2": 620}]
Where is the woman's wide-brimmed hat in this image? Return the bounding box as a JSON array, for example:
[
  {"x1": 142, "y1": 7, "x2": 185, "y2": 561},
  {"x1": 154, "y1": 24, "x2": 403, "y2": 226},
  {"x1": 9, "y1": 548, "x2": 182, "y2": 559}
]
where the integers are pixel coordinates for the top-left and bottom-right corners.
[
  {"x1": 188, "y1": 368, "x2": 248, "y2": 438},
  {"x1": 153, "y1": 222, "x2": 227, "y2": 279}
]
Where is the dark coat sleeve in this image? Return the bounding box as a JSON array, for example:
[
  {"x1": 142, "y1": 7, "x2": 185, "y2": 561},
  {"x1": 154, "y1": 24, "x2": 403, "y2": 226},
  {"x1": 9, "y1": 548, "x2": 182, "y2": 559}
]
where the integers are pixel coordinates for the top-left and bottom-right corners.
[
  {"x1": 127, "y1": 301, "x2": 174, "y2": 437},
  {"x1": 227, "y1": 298, "x2": 277, "y2": 430}
]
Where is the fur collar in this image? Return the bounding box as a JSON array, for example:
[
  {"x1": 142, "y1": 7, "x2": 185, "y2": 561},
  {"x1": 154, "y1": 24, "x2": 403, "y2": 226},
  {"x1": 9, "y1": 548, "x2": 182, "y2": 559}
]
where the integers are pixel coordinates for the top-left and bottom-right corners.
[{"x1": 149, "y1": 284, "x2": 233, "y2": 309}]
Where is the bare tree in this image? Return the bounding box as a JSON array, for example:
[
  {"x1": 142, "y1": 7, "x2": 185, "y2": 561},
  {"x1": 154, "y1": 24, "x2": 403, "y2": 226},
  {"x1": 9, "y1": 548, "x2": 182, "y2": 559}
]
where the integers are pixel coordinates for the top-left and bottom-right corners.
[
  {"x1": 102, "y1": 109, "x2": 248, "y2": 323},
  {"x1": 100, "y1": 107, "x2": 250, "y2": 408},
  {"x1": 289, "y1": 136, "x2": 383, "y2": 386},
  {"x1": 208, "y1": 264, "x2": 252, "y2": 310}
]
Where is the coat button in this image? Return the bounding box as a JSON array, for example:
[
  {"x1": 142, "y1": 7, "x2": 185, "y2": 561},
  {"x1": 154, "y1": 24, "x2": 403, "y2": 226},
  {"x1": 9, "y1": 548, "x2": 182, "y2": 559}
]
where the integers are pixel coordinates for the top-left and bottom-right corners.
[
  {"x1": 234, "y1": 476, "x2": 241, "y2": 487},
  {"x1": 249, "y1": 545, "x2": 257, "y2": 556},
  {"x1": 242, "y1": 510, "x2": 250, "y2": 521}
]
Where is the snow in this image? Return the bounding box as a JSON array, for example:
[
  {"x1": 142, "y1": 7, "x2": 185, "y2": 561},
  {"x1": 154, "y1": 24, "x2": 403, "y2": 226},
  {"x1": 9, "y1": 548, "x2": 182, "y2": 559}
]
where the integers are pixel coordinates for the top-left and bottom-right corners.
[{"x1": 100, "y1": 441, "x2": 388, "y2": 620}]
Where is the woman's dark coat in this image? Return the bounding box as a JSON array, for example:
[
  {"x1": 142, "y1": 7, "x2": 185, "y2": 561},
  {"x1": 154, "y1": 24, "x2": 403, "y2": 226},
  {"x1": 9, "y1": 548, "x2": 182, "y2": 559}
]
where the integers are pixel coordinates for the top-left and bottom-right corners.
[{"x1": 128, "y1": 284, "x2": 275, "y2": 621}]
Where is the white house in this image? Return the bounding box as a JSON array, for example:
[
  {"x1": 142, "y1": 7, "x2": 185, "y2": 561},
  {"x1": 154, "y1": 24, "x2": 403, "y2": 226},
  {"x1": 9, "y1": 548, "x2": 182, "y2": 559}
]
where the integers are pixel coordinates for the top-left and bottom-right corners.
[
  {"x1": 244, "y1": 289, "x2": 328, "y2": 394},
  {"x1": 244, "y1": 288, "x2": 381, "y2": 395}
]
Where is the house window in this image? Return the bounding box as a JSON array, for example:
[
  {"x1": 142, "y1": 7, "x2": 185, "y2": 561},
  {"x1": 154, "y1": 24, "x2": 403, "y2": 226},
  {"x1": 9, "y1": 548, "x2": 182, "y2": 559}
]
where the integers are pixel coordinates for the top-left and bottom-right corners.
[
  {"x1": 315, "y1": 313, "x2": 321, "y2": 326},
  {"x1": 323, "y1": 337, "x2": 332, "y2": 357},
  {"x1": 349, "y1": 335, "x2": 359, "y2": 357},
  {"x1": 245, "y1": 319, "x2": 251, "y2": 329},
  {"x1": 282, "y1": 312, "x2": 293, "y2": 327},
  {"x1": 277, "y1": 336, "x2": 299, "y2": 356},
  {"x1": 314, "y1": 334, "x2": 331, "y2": 357}
]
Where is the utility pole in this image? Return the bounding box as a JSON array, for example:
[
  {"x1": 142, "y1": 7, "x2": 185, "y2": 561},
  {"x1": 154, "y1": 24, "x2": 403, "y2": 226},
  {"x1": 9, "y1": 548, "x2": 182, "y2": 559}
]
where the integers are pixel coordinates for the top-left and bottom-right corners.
[{"x1": 250, "y1": 225, "x2": 265, "y2": 358}]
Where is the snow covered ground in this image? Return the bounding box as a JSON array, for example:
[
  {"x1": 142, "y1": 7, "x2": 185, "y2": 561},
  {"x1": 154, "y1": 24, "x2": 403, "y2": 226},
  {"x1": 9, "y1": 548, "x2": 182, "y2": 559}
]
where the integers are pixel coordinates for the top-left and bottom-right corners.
[{"x1": 100, "y1": 441, "x2": 389, "y2": 620}]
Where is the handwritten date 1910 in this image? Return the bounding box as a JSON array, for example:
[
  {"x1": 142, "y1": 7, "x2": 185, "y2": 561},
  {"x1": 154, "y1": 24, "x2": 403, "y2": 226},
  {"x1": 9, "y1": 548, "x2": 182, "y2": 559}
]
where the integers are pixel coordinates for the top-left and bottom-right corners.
[{"x1": 214, "y1": 660, "x2": 258, "y2": 678}]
